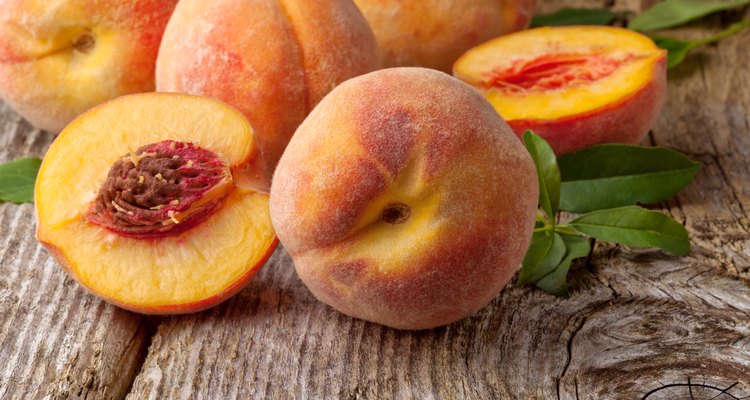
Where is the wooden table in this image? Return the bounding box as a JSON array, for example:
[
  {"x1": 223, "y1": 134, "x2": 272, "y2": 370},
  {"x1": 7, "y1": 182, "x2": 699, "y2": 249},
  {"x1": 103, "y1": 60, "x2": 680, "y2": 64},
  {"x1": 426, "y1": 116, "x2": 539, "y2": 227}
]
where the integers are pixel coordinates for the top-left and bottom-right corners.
[{"x1": 2, "y1": 1, "x2": 749, "y2": 399}]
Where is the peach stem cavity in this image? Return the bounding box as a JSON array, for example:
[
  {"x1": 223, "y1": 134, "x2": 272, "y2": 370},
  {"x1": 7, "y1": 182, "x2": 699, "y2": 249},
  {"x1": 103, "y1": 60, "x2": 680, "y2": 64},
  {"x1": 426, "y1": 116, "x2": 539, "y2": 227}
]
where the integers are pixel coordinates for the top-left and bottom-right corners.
[
  {"x1": 73, "y1": 30, "x2": 96, "y2": 54},
  {"x1": 485, "y1": 53, "x2": 632, "y2": 94},
  {"x1": 86, "y1": 140, "x2": 232, "y2": 239},
  {"x1": 382, "y1": 202, "x2": 411, "y2": 225}
]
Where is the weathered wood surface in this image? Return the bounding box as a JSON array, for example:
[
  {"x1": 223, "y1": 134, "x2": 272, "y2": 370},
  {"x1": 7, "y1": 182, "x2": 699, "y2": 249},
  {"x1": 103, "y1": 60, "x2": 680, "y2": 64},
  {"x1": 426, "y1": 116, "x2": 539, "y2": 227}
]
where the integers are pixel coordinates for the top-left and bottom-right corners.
[
  {"x1": 0, "y1": 106, "x2": 153, "y2": 400},
  {"x1": 2, "y1": 1, "x2": 750, "y2": 399}
]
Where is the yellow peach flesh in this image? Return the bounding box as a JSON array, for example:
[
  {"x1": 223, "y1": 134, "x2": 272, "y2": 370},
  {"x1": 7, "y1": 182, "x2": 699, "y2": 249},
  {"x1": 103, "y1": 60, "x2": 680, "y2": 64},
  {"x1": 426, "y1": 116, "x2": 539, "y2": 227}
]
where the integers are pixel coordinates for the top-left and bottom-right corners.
[
  {"x1": 454, "y1": 26, "x2": 665, "y2": 120},
  {"x1": 36, "y1": 92, "x2": 276, "y2": 313},
  {"x1": 39, "y1": 190, "x2": 274, "y2": 310}
]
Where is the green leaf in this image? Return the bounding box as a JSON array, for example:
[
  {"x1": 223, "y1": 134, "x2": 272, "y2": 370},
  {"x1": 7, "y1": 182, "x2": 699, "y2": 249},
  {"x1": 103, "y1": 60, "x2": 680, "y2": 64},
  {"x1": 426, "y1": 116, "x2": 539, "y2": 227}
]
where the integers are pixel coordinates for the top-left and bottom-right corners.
[
  {"x1": 558, "y1": 144, "x2": 701, "y2": 213},
  {"x1": 628, "y1": 0, "x2": 750, "y2": 32},
  {"x1": 523, "y1": 131, "x2": 560, "y2": 221},
  {"x1": 530, "y1": 8, "x2": 617, "y2": 28},
  {"x1": 0, "y1": 157, "x2": 42, "y2": 204},
  {"x1": 652, "y1": 36, "x2": 698, "y2": 67},
  {"x1": 535, "y1": 234, "x2": 591, "y2": 297},
  {"x1": 518, "y1": 231, "x2": 566, "y2": 286},
  {"x1": 652, "y1": 19, "x2": 750, "y2": 68},
  {"x1": 568, "y1": 206, "x2": 691, "y2": 255}
]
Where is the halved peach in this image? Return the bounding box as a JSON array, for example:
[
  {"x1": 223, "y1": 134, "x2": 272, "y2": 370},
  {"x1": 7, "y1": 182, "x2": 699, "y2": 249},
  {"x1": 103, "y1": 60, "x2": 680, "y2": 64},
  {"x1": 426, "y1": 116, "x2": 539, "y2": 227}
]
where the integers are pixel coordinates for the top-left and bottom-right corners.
[
  {"x1": 35, "y1": 93, "x2": 277, "y2": 314},
  {"x1": 454, "y1": 26, "x2": 667, "y2": 154}
]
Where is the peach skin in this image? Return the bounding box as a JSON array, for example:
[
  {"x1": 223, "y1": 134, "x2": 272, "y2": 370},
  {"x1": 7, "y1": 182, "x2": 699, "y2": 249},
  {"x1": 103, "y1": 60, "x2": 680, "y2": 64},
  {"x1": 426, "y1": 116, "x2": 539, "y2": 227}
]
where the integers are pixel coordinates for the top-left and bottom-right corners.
[
  {"x1": 270, "y1": 68, "x2": 539, "y2": 330},
  {"x1": 35, "y1": 93, "x2": 277, "y2": 314},
  {"x1": 156, "y1": 0, "x2": 380, "y2": 175},
  {"x1": 454, "y1": 26, "x2": 667, "y2": 154},
  {"x1": 0, "y1": 0, "x2": 178, "y2": 132},
  {"x1": 354, "y1": 0, "x2": 536, "y2": 72}
]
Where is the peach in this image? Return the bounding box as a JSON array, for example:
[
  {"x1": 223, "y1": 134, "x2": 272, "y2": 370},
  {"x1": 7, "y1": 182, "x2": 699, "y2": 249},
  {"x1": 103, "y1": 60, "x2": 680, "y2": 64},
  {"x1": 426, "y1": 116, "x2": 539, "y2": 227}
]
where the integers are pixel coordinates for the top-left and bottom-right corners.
[
  {"x1": 156, "y1": 0, "x2": 380, "y2": 174},
  {"x1": 270, "y1": 68, "x2": 539, "y2": 330},
  {"x1": 0, "y1": 0, "x2": 178, "y2": 132},
  {"x1": 353, "y1": 0, "x2": 536, "y2": 73},
  {"x1": 454, "y1": 26, "x2": 668, "y2": 154},
  {"x1": 35, "y1": 93, "x2": 277, "y2": 314}
]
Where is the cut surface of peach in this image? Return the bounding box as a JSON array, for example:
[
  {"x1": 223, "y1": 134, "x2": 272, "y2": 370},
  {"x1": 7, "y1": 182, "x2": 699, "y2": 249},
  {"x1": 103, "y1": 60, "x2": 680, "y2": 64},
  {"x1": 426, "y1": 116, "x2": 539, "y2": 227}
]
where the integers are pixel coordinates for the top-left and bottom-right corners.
[
  {"x1": 455, "y1": 26, "x2": 664, "y2": 120},
  {"x1": 36, "y1": 93, "x2": 277, "y2": 314},
  {"x1": 454, "y1": 26, "x2": 667, "y2": 154}
]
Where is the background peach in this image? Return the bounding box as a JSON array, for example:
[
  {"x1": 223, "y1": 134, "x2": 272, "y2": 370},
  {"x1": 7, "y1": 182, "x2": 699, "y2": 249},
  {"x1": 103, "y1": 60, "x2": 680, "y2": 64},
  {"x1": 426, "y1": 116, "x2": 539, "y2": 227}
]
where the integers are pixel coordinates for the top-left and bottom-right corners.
[
  {"x1": 354, "y1": 0, "x2": 536, "y2": 72},
  {"x1": 270, "y1": 68, "x2": 539, "y2": 330},
  {"x1": 0, "y1": 0, "x2": 178, "y2": 132},
  {"x1": 157, "y1": 0, "x2": 380, "y2": 174}
]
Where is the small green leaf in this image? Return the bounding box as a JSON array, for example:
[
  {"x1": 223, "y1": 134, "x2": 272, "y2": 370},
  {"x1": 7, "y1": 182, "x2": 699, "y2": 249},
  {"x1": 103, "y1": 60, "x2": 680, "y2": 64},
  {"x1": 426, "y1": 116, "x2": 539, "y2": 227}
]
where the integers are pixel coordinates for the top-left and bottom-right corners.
[
  {"x1": 558, "y1": 144, "x2": 701, "y2": 213},
  {"x1": 0, "y1": 157, "x2": 42, "y2": 204},
  {"x1": 535, "y1": 234, "x2": 591, "y2": 297},
  {"x1": 652, "y1": 19, "x2": 750, "y2": 68},
  {"x1": 518, "y1": 232, "x2": 566, "y2": 285},
  {"x1": 628, "y1": 0, "x2": 750, "y2": 32},
  {"x1": 523, "y1": 131, "x2": 560, "y2": 221},
  {"x1": 652, "y1": 36, "x2": 697, "y2": 67},
  {"x1": 518, "y1": 232, "x2": 554, "y2": 286},
  {"x1": 569, "y1": 206, "x2": 691, "y2": 255},
  {"x1": 530, "y1": 8, "x2": 617, "y2": 28}
]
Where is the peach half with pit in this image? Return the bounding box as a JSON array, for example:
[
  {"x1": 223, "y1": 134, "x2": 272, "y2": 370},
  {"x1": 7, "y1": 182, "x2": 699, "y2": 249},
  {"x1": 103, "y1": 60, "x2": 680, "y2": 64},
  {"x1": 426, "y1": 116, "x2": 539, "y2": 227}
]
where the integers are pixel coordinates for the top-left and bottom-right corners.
[
  {"x1": 0, "y1": 0, "x2": 179, "y2": 132},
  {"x1": 353, "y1": 0, "x2": 536, "y2": 73},
  {"x1": 454, "y1": 26, "x2": 667, "y2": 154},
  {"x1": 156, "y1": 0, "x2": 380, "y2": 174},
  {"x1": 35, "y1": 93, "x2": 277, "y2": 314},
  {"x1": 270, "y1": 68, "x2": 539, "y2": 330}
]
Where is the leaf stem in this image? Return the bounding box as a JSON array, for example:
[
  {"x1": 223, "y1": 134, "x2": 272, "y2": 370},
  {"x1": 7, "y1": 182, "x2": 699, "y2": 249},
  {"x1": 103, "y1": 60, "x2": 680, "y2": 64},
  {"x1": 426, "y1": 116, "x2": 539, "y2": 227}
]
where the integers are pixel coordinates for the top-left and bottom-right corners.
[
  {"x1": 694, "y1": 18, "x2": 750, "y2": 48},
  {"x1": 533, "y1": 223, "x2": 579, "y2": 236}
]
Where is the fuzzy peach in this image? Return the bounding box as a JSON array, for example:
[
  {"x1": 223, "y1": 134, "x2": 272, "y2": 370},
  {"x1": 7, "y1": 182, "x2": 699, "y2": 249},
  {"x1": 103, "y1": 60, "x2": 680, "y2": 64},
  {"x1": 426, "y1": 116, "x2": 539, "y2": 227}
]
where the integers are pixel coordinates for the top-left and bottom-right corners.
[
  {"x1": 35, "y1": 93, "x2": 277, "y2": 314},
  {"x1": 353, "y1": 0, "x2": 536, "y2": 73},
  {"x1": 270, "y1": 68, "x2": 539, "y2": 330},
  {"x1": 454, "y1": 26, "x2": 668, "y2": 154},
  {"x1": 0, "y1": 0, "x2": 178, "y2": 132},
  {"x1": 156, "y1": 0, "x2": 380, "y2": 174}
]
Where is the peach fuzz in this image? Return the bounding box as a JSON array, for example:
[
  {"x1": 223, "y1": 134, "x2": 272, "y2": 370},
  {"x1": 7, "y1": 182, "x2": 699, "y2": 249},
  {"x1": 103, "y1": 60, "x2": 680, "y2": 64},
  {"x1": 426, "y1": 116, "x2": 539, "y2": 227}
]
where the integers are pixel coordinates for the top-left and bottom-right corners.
[
  {"x1": 454, "y1": 26, "x2": 667, "y2": 155},
  {"x1": 35, "y1": 93, "x2": 277, "y2": 314},
  {"x1": 353, "y1": 0, "x2": 536, "y2": 73},
  {"x1": 156, "y1": 0, "x2": 380, "y2": 174},
  {"x1": 0, "y1": 0, "x2": 178, "y2": 132},
  {"x1": 270, "y1": 68, "x2": 539, "y2": 330}
]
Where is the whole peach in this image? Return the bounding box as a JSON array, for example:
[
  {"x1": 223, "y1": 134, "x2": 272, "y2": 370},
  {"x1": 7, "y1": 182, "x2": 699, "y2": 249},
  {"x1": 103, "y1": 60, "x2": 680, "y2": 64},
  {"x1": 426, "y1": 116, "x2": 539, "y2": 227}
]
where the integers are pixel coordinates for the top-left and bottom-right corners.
[
  {"x1": 0, "y1": 0, "x2": 178, "y2": 132},
  {"x1": 354, "y1": 0, "x2": 536, "y2": 72},
  {"x1": 270, "y1": 68, "x2": 539, "y2": 330},
  {"x1": 156, "y1": 0, "x2": 380, "y2": 175}
]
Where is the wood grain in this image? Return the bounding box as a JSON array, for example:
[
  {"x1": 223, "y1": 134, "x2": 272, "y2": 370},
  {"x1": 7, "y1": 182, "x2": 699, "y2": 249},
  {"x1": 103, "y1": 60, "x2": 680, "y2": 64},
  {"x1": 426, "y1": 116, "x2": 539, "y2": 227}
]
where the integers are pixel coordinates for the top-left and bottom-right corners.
[
  {"x1": 1, "y1": 1, "x2": 749, "y2": 399},
  {"x1": 0, "y1": 102, "x2": 152, "y2": 400}
]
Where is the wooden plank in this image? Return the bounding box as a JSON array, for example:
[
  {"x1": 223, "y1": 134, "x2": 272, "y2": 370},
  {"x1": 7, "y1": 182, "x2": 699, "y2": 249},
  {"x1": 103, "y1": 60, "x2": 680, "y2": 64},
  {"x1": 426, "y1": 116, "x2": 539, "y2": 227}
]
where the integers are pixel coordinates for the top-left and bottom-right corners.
[
  {"x1": 126, "y1": 5, "x2": 750, "y2": 400},
  {"x1": 0, "y1": 1, "x2": 748, "y2": 398},
  {"x1": 0, "y1": 102, "x2": 151, "y2": 400}
]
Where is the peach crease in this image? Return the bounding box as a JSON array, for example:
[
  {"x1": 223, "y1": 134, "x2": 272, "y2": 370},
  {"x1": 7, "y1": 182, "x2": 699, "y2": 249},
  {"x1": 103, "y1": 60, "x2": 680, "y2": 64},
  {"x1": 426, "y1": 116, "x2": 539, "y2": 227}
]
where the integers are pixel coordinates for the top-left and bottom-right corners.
[{"x1": 86, "y1": 140, "x2": 232, "y2": 239}]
